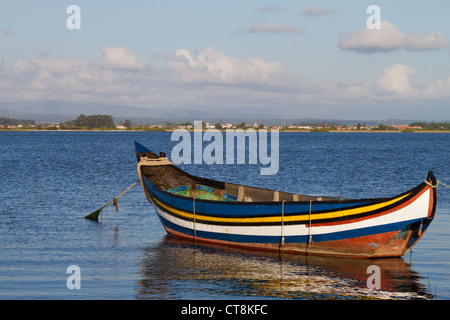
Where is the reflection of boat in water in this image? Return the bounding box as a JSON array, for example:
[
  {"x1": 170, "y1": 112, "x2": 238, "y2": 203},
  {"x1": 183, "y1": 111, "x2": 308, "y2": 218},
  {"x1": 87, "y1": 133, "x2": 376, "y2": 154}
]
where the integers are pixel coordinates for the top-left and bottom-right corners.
[
  {"x1": 135, "y1": 141, "x2": 437, "y2": 258},
  {"x1": 136, "y1": 235, "x2": 432, "y2": 300}
]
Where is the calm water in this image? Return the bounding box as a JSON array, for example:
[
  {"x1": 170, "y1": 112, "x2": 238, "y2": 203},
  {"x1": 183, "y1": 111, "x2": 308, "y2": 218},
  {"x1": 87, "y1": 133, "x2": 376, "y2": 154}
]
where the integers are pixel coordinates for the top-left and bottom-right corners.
[{"x1": 0, "y1": 131, "x2": 449, "y2": 300}]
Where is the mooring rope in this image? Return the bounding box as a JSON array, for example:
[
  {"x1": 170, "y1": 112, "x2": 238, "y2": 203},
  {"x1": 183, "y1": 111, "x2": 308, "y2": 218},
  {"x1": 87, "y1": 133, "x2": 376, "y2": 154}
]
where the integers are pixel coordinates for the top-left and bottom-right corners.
[
  {"x1": 424, "y1": 179, "x2": 450, "y2": 189},
  {"x1": 113, "y1": 180, "x2": 139, "y2": 206},
  {"x1": 136, "y1": 156, "x2": 174, "y2": 205},
  {"x1": 138, "y1": 156, "x2": 173, "y2": 166},
  {"x1": 281, "y1": 200, "x2": 286, "y2": 250},
  {"x1": 308, "y1": 200, "x2": 313, "y2": 247},
  {"x1": 193, "y1": 196, "x2": 197, "y2": 244}
]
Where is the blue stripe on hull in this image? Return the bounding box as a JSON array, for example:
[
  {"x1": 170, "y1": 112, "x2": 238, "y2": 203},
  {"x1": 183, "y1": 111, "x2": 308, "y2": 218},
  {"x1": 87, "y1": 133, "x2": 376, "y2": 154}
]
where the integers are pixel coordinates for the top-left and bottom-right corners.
[
  {"x1": 156, "y1": 211, "x2": 424, "y2": 244},
  {"x1": 144, "y1": 177, "x2": 371, "y2": 217}
]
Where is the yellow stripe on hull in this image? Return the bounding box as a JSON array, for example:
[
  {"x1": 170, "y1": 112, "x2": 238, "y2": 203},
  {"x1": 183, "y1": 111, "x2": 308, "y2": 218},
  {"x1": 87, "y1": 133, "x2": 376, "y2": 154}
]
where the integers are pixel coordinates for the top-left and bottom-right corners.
[{"x1": 152, "y1": 193, "x2": 410, "y2": 224}]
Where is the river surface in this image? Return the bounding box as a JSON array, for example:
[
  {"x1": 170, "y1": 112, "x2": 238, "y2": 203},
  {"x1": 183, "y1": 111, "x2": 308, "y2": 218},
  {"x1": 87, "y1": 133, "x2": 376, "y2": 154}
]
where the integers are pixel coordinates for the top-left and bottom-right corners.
[{"x1": 0, "y1": 131, "x2": 449, "y2": 300}]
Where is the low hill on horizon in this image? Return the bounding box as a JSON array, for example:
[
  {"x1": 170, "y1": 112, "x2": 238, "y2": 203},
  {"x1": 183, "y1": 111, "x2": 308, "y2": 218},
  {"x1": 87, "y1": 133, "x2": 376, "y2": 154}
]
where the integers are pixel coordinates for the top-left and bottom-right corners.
[{"x1": 1, "y1": 100, "x2": 446, "y2": 126}]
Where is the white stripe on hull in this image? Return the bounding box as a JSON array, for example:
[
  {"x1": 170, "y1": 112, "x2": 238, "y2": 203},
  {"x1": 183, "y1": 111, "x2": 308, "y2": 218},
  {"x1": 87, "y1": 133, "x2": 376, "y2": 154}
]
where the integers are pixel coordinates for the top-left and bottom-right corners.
[{"x1": 153, "y1": 189, "x2": 430, "y2": 238}]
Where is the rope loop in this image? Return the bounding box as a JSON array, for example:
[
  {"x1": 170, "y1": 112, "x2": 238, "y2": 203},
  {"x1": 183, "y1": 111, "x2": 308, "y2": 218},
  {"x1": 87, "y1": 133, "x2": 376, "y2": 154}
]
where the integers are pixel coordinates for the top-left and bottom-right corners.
[{"x1": 424, "y1": 179, "x2": 450, "y2": 189}]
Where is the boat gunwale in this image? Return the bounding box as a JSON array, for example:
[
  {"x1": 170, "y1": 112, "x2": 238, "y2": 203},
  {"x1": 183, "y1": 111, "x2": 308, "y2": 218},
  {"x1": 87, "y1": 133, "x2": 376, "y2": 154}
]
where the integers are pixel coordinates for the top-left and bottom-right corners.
[
  {"x1": 141, "y1": 173, "x2": 432, "y2": 227},
  {"x1": 140, "y1": 166, "x2": 427, "y2": 207},
  {"x1": 134, "y1": 143, "x2": 435, "y2": 210}
]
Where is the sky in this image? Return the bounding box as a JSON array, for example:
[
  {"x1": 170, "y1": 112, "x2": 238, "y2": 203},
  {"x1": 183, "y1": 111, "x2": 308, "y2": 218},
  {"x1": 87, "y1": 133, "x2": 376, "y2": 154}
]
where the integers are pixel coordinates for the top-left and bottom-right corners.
[{"x1": 0, "y1": 0, "x2": 450, "y2": 120}]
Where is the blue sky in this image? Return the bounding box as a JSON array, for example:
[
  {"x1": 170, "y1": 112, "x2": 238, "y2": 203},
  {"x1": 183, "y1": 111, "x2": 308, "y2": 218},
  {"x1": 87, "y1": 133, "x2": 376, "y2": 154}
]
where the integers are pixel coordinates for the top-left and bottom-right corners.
[{"x1": 1, "y1": 0, "x2": 450, "y2": 120}]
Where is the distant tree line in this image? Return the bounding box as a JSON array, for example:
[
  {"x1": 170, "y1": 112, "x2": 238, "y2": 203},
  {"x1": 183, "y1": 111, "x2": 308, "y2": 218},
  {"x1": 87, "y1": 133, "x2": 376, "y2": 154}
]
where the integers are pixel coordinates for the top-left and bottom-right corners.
[
  {"x1": 0, "y1": 117, "x2": 36, "y2": 126},
  {"x1": 2, "y1": 114, "x2": 450, "y2": 132},
  {"x1": 409, "y1": 122, "x2": 450, "y2": 130},
  {"x1": 293, "y1": 121, "x2": 341, "y2": 127},
  {"x1": 63, "y1": 114, "x2": 115, "y2": 129}
]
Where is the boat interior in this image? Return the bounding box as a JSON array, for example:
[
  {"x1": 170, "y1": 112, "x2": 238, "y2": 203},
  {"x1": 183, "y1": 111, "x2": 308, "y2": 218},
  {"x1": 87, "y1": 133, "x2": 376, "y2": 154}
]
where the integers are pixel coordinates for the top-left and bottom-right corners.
[{"x1": 138, "y1": 152, "x2": 337, "y2": 203}]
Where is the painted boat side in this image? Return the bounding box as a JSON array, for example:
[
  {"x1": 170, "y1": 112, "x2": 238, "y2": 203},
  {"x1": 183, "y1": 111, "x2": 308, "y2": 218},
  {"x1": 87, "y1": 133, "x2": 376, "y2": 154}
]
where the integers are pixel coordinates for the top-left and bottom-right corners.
[
  {"x1": 134, "y1": 142, "x2": 437, "y2": 258},
  {"x1": 142, "y1": 176, "x2": 434, "y2": 258}
]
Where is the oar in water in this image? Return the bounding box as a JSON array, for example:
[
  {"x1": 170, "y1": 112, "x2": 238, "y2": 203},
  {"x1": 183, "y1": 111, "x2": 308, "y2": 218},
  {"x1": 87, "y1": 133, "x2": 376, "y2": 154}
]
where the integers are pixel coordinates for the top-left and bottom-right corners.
[{"x1": 85, "y1": 180, "x2": 140, "y2": 222}]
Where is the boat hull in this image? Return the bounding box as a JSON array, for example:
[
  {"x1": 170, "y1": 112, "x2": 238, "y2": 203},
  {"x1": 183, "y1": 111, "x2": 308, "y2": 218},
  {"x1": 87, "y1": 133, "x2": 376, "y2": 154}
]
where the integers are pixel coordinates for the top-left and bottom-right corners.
[
  {"x1": 135, "y1": 141, "x2": 437, "y2": 258},
  {"x1": 142, "y1": 175, "x2": 435, "y2": 258}
]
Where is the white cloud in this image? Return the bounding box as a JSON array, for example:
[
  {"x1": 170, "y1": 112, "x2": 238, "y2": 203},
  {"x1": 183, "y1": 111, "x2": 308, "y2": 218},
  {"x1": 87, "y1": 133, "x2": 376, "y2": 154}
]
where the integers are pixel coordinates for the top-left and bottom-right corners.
[
  {"x1": 302, "y1": 6, "x2": 336, "y2": 15},
  {"x1": 0, "y1": 46, "x2": 298, "y2": 107},
  {"x1": 1, "y1": 29, "x2": 14, "y2": 36},
  {"x1": 165, "y1": 46, "x2": 293, "y2": 87},
  {"x1": 9, "y1": 56, "x2": 126, "y2": 101},
  {"x1": 259, "y1": 5, "x2": 284, "y2": 12},
  {"x1": 1, "y1": 46, "x2": 450, "y2": 119},
  {"x1": 339, "y1": 20, "x2": 448, "y2": 53},
  {"x1": 3, "y1": 46, "x2": 151, "y2": 101},
  {"x1": 237, "y1": 22, "x2": 304, "y2": 35},
  {"x1": 18, "y1": 58, "x2": 90, "y2": 76},
  {"x1": 101, "y1": 46, "x2": 150, "y2": 71},
  {"x1": 419, "y1": 75, "x2": 450, "y2": 100},
  {"x1": 403, "y1": 32, "x2": 448, "y2": 51},
  {"x1": 377, "y1": 64, "x2": 416, "y2": 93},
  {"x1": 11, "y1": 59, "x2": 34, "y2": 75}
]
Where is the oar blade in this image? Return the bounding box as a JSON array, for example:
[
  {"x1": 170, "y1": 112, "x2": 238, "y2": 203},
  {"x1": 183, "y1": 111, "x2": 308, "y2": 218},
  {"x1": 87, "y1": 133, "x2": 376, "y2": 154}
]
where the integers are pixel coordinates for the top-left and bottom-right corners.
[{"x1": 84, "y1": 209, "x2": 102, "y2": 222}]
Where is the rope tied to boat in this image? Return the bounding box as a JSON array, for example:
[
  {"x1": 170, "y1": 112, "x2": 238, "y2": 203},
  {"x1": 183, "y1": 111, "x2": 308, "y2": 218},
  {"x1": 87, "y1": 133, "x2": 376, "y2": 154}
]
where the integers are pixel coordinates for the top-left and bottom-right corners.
[
  {"x1": 136, "y1": 156, "x2": 174, "y2": 205},
  {"x1": 424, "y1": 179, "x2": 450, "y2": 189},
  {"x1": 280, "y1": 200, "x2": 286, "y2": 250},
  {"x1": 193, "y1": 196, "x2": 197, "y2": 245},
  {"x1": 308, "y1": 200, "x2": 313, "y2": 246},
  {"x1": 138, "y1": 156, "x2": 173, "y2": 166}
]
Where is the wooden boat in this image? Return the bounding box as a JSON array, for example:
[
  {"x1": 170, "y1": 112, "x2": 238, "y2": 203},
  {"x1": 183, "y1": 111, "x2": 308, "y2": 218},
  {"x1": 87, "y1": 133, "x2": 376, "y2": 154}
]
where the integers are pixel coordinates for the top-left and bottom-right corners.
[{"x1": 135, "y1": 141, "x2": 437, "y2": 258}]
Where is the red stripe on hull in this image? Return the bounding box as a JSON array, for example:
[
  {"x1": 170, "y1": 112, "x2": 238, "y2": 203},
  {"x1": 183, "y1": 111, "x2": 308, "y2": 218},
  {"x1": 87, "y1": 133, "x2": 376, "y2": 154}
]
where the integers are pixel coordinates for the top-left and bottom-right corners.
[{"x1": 161, "y1": 224, "x2": 418, "y2": 258}]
